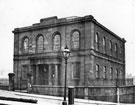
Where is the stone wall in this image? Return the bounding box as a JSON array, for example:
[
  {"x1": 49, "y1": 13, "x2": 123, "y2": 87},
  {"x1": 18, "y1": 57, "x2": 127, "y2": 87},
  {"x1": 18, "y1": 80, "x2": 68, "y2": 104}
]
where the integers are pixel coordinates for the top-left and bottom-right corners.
[
  {"x1": 32, "y1": 85, "x2": 135, "y2": 103},
  {"x1": 13, "y1": 15, "x2": 126, "y2": 90}
]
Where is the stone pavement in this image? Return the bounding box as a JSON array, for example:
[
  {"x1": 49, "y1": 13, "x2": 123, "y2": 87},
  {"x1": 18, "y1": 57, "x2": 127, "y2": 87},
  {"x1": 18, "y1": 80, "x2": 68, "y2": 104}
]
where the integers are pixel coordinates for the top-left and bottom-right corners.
[{"x1": 0, "y1": 90, "x2": 133, "y2": 105}]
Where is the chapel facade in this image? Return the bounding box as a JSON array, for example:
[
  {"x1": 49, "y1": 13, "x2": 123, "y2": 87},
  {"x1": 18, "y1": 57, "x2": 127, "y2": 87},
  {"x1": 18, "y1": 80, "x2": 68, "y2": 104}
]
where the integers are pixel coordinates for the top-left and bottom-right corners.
[{"x1": 13, "y1": 15, "x2": 126, "y2": 89}]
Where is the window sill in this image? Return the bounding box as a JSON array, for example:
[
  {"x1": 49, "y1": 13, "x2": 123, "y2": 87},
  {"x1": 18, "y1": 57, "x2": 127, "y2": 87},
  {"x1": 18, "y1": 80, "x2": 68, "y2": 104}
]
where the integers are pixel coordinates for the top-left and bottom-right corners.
[{"x1": 72, "y1": 78, "x2": 80, "y2": 80}]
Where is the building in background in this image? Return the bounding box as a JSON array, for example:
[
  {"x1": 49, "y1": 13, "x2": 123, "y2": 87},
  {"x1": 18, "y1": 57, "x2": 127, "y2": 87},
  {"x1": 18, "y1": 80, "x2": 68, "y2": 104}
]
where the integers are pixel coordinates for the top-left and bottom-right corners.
[{"x1": 13, "y1": 15, "x2": 126, "y2": 90}]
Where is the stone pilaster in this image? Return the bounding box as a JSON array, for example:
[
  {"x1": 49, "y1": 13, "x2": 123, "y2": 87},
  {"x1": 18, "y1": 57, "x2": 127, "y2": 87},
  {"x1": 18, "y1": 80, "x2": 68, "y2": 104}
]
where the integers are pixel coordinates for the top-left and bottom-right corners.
[
  {"x1": 48, "y1": 64, "x2": 52, "y2": 85},
  {"x1": 36, "y1": 65, "x2": 39, "y2": 85},
  {"x1": 55, "y1": 64, "x2": 58, "y2": 86}
]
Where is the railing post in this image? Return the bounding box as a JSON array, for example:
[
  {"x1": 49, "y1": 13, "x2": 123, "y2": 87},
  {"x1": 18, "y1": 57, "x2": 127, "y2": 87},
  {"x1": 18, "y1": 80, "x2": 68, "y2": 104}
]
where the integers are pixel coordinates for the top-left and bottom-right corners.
[{"x1": 68, "y1": 86, "x2": 74, "y2": 105}]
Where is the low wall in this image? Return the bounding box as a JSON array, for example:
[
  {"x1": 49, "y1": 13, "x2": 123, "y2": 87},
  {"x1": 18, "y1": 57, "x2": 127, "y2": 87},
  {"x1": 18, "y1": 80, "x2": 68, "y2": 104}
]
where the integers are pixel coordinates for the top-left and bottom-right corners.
[
  {"x1": 85, "y1": 86, "x2": 117, "y2": 102},
  {"x1": 87, "y1": 78, "x2": 133, "y2": 86},
  {"x1": 32, "y1": 85, "x2": 64, "y2": 96},
  {"x1": 119, "y1": 86, "x2": 135, "y2": 103},
  {"x1": 32, "y1": 85, "x2": 135, "y2": 103},
  {"x1": 0, "y1": 85, "x2": 9, "y2": 90}
]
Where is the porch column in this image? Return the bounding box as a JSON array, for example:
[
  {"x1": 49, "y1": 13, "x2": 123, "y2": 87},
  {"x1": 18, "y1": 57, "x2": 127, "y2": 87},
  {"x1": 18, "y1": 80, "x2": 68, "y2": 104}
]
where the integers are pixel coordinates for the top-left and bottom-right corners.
[
  {"x1": 55, "y1": 64, "x2": 58, "y2": 86},
  {"x1": 36, "y1": 65, "x2": 39, "y2": 85},
  {"x1": 48, "y1": 64, "x2": 52, "y2": 85},
  {"x1": 28, "y1": 65, "x2": 32, "y2": 84}
]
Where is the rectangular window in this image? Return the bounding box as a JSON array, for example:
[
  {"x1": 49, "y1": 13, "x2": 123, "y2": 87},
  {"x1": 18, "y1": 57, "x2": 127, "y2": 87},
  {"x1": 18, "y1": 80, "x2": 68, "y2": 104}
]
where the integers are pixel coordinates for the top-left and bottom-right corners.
[
  {"x1": 72, "y1": 62, "x2": 80, "y2": 79},
  {"x1": 22, "y1": 65, "x2": 28, "y2": 80}
]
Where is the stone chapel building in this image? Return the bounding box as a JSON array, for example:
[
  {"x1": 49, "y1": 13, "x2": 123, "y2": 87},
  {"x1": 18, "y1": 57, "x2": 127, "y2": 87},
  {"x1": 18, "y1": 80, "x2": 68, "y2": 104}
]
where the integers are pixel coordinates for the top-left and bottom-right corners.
[{"x1": 13, "y1": 15, "x2": 126, "y2": 89}]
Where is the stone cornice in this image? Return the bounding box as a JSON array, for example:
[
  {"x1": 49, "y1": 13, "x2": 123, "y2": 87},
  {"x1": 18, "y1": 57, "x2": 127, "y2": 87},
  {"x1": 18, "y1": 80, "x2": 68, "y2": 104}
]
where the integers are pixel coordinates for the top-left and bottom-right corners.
[
  {"x1": 12, "y1": 16, "x2": 87, "y2": 33},
  {"x1": 12, "y1": 15, "x2": 94, "y2": 33},
  {"x1": 90, "y1": 49, "x2": 125, "y2": 65},
  {"x1": 12, "y1": 15, "x2": 125, "y2": 42},
  {"x1": 12, "y1": 15, "x2": 126, "y2": 43},
  {"x1": 92, "y1": 20, "x2": 126, "y2": 43},
  {"x1": 14, "y1": 48, "x2": 125, "y2": 65}
]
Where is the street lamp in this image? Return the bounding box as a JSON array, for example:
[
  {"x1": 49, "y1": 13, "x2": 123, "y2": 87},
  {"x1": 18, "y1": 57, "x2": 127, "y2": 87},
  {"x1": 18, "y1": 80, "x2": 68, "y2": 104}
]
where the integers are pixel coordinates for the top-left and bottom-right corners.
[{"x1": 62, "y1": 45, "x2": 70, "y2": 105}]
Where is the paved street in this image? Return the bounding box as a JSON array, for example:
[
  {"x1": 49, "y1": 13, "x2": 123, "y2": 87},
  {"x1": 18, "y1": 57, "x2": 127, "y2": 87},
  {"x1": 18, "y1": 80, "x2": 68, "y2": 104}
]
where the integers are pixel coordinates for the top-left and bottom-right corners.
[{"x1": 0, "y1": 90, "x2": 134, "y2": 105}]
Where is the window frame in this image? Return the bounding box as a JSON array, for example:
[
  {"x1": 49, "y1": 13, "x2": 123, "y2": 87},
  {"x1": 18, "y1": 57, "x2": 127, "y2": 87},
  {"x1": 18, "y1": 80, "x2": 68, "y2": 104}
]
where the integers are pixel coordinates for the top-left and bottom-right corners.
[
  {"x1": 109, "y1": 40, "x2": 113, "y2": 55},
  {"x1": 22, "y1": 36, "x2": 29, "y2": 53},
  {"x1": 95, "y1": 32, "x2": 99, "y2": 51},
  {"x1": 95, "y1": 64, "x2": 99, "y2": 79},
  {"x1": 71, "y1": 30, "x2": 80, "y2": 50},
  {"x1": 115, "y1": 43, "x2": 118, "y2": 57},
  {"x1": 110, "y1": 67, "x2": 113, "y2": 79},
  {"x1": 116, "y1": 69, "x2": 119, "y2": 79},
  {"x1": 120, "y1": 69, "x2": 123, "y2": 79},
  {"x1": 72, "y1": 62, "x2": 80, "y2": 79},
  {"x1": 53, "y1": 33, "x2": 61, "y2": 51},
  {"x1": 22, "y1": 65, "x2": 29, "y2": 80},
  {"x1": 103, "y1": 37, "x2": 106, "y2": 53},
  {"x1": 103, "y1": 66, "x2": 107, "y2": 79},
  {"x1": 36, "y1": 34, "x2": 44, "y2": 53}
]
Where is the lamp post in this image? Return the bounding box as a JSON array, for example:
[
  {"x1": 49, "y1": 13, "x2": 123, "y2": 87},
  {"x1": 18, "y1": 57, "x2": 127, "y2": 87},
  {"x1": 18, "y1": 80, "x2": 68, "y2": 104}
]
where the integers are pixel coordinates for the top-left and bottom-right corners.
[{"x1": 62, "y1": 45, "x2": 70, "y2": 105}]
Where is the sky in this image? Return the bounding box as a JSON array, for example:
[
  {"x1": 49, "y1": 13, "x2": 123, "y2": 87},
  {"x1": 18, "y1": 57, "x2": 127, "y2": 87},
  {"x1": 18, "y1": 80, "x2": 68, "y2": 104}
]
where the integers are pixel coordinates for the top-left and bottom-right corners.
[{"x1": 0, "y1": 0, "x2": 135, "y2": 78}]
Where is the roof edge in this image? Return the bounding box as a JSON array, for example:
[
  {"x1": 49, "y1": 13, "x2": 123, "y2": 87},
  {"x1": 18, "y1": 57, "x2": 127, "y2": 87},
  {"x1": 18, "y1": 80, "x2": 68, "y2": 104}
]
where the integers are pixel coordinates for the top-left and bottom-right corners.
[{"x1": 12, "y1": 15, "x2": 126, "y2": 42}]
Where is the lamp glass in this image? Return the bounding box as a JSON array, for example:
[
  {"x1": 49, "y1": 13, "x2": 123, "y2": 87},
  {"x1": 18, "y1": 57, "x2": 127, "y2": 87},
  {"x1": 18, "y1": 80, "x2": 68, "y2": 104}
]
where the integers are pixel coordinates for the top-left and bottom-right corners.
[{"x1": 63, "y1": 46, "x2": 70, "y2": 59}]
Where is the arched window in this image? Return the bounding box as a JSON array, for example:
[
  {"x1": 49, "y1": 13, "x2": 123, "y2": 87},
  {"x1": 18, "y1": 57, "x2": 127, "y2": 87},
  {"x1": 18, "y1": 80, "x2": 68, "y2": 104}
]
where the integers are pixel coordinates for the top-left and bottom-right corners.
[
  {"x1": 103, "y1": 66, "x2": 106, "y2": 79},
  {"x1": 22, "y1": 37, "x2": 29, "y2": 53},
  {"x1": 72, "y1": 31, "x2": 80, "y2": 49},
  {"x1": 119, "y1": 45, "x2": 123, "y2": 59},
  {"x1": 114, "y1": 44, "x2": 117, "y2": 52},
  {"x1": 95, "y1": 32, "x2": 99, "y2": 50},
  {"x1": 115, "y1": 43, "x2": 118, "y2": 57},
  {"x1": 120, "y1": 69, "x2": 123, "y2": 79},
  {"x1": 120, "y1": 45, "x2": 122, "y2": 54},
  {"x1": 95, "y1": 64, "x2": 99, "y2": 78},
  {"x1": 103, "y1": 37, "x2": 106, "y2": 53},
  {"x1": 53, "y1": 34, "x2": 61, "y2": 50},
  {"x1": 116, "y1": 69, "x2": 118, "y2": 79},
  {"x1": 110, "y1": 67, "x2": 113, "y2": 79},
  {"x1": 109, "y1": 40, "x2": 112, "y2": 55},
  {"x1": 37, "y1": 35, "x2": 44, "y2": 52}
]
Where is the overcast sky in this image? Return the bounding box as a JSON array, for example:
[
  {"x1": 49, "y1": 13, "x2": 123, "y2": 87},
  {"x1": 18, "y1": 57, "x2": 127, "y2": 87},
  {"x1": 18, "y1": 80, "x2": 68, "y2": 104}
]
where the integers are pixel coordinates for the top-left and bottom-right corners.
[{"x1": 0, "y1": 0, "x2": 135, "y2": 78}]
